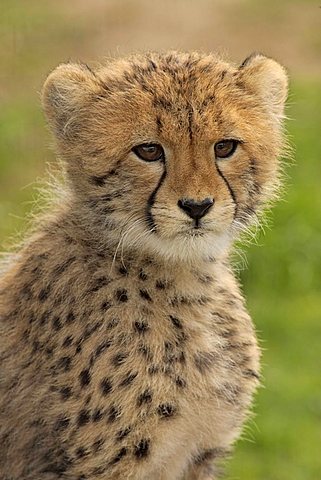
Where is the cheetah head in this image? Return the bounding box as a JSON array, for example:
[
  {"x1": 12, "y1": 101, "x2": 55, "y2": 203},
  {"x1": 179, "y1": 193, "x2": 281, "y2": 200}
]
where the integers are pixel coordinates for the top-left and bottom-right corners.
[{"x1": 42, "y1": 52, "x2": 288, "y2": 263}]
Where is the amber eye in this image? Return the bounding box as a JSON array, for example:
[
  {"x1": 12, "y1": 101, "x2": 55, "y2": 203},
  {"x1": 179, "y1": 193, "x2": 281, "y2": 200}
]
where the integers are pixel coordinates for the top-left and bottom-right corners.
[
  {"x1": 132, "y1": 143, "x2": 165, "y2": 162},
  {"x1": 214, "y1": 140, "x2": 238, "y2": 159}
]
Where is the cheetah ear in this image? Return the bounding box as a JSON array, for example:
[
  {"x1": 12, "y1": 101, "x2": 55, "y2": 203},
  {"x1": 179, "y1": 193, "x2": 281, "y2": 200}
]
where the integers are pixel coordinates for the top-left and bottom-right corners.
[
  {"x1": 42, "y1": 63, "x2": 102, "y2": 141},
  {"x1": 238, "y1": 53, "x2": 288, "y2": 119}
]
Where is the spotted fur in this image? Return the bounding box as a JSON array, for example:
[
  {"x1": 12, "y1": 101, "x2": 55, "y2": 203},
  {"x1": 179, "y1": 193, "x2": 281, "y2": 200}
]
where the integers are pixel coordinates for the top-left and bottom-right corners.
[{"x1": 0, "y1": 51, "x2": 288, "y2": 479}]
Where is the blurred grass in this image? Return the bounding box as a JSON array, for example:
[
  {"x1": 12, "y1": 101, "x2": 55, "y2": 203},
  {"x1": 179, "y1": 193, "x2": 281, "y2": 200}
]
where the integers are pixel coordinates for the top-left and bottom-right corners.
[
  {"x1": 0, "y1": 1, "x2": 320, "y2": 479},
  {"x1": 227, "y1": 80, "x2": 321, "y2": 480}
]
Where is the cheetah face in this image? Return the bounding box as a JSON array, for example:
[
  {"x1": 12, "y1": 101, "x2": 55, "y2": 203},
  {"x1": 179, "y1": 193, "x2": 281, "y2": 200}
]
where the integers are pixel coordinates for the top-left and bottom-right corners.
[{"x1": 42, "y1": 52, "x2": 287, "y2": 262}]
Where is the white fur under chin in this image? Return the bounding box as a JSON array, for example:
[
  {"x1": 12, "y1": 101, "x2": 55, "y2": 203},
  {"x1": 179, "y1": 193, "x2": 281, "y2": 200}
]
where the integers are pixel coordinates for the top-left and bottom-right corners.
[{"x1": 117, "y1": 224, "x2": 234, "y2": 264}]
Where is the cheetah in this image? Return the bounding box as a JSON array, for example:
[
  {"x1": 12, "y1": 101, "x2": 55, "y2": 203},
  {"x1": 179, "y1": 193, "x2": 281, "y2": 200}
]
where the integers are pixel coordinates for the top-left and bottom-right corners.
[{"x1": 0, "y1": 51, "x2": 288, "y2": 479}]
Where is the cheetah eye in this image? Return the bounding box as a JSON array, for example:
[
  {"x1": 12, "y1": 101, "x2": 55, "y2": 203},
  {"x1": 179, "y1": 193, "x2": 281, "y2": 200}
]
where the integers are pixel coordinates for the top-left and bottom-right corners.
[
  {"x1": 132, "y1": 143, "x2": 165, "y2": 162},
  {"x1": 214, "y1": 140, "x2": 238, "y2": 159}
]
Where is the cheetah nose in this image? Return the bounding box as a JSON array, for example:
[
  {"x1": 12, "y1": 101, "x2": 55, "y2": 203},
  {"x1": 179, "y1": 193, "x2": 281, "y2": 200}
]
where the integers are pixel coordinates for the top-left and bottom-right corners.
[{"x1": 177, "y1": 198, "x2": 214, "y2": 220}]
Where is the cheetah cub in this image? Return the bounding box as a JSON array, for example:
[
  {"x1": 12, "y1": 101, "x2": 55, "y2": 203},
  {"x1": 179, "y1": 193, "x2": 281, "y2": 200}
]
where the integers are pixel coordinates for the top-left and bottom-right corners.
[{"x1": 0, "y1": 51, "x2": 288, "y2": 479}]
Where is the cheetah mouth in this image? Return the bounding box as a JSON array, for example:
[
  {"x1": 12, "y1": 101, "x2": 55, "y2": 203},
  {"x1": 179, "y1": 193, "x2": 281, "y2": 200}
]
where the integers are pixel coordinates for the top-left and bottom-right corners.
[{"x1": 180, "y1": 226, "x2": 207, "y2": 238}]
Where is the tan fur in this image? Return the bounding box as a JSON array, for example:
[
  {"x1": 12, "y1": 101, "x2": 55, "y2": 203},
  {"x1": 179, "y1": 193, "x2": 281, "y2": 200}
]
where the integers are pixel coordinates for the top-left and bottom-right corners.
[{"x1": 0, "y1": 51, "x2": 288, "y2": 479}]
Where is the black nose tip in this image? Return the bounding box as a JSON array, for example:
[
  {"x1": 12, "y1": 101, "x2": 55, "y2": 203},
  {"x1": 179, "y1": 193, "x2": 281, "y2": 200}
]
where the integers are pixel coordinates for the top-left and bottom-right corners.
[{"x1": 177, "y1": 197, "x2": 214, "y2": 220}]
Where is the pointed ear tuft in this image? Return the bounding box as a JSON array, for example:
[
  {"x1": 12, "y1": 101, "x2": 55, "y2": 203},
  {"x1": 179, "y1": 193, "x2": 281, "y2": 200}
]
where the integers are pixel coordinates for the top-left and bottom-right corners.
[
  {"x1": 42, "y1": 63, "x2": 101, "y2": 140},
  {"x1": 238, "y1": 53, "x2": 288, "y2": 119}
]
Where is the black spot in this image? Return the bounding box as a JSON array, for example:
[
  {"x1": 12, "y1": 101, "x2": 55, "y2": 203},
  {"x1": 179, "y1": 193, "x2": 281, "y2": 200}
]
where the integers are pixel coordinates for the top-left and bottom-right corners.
[
  {"x1": 92, "y1": 465, "x2": 108, "y2": 476},
  {"x1": 157, "y1": 403, "x2": 176, "y2": 419},
  {"x1": 54, "y1": 416, "x2": 70, "y2": 431},
  {"x1": 134, "y1": 320, "x2": 149, "y2": 333},
  {"x1": 134, "y1": 439, "x2": 150, "y2": 459},
  {"x1": 139, "y1": 289, "x2": 152, "y2": 302},
  {"x1": 169, "y1": 315, "x2": 182, "y2": 329},
  {"x1": 38, "y1": 285, "x2": 50, "y2": 302},
  {"x1": 116, "y1": 426, "x2": 131, "y2": 441},
  {"x1": 78, "y1": 409, "x2": 90, "y2": 426},
  {"x1": 155, "y1": 280, "x2": 167, "y2": 289},
  {"x1": 42, "y1": 450, "x2": 72, "y2": 475},
  {"x1": 56, "y1": 356, "x2": 72, "y2": 372},
  {"x1": 116, "y1": 289, "x2": 128, "y2": 302},
  {"x1": 112, "y1": 352, "x2": 128, "y2": 366},
  {"x1": 148, "y1": 365, "x2": 159, "y2": 375},
  {"x1": 118, "y1": 265, "x2": 128, "y2": 276},
  {"x1": 107, "y1": 405, "x2": 121, "y2": 423},
  {"x1": 92, "y1": 408, "x2": 104, "y2": 423},
  {"x1": 95, "y1": 339, "x2": 112, "y2": 357},
  {"x1": 107, "y1": 317, "x2": 119, "y2": 329},
  {"x1": 91, "y1": 276, "x2": 111, "y2": 293},
  {"x1": 79, "y1": 369, "x2": 91, "y2": 387},
  {"x1": 120, "y1": 372, "x2": 138, "y2": 387},
  {"x1": 32, "y1": 340, "x2": 41, "y2": 352},
  {"x1": 91, "y1": 175, "x2": 108, "y2": 186},
  {"x1": 60, "y1": 386, "x2": 72, "y2": 400},
  {"x1": 52, "y1": 257, "x2": 76, "y2": 276},
  {"x1": 175, "y1": 376, "x2": 187, "y2": 388},
  {"x1": 92, "y1": 438, "x2": 104, "y2": 452},
  {"x1": 45, "y1": 346, "x2": 54, "y2": 357},
  {"x1": 66, "y1": 311, "x2": 75, "y2": 324},
  {"x1": 52, "y1": 316, "x2": 62, "y2": 331},
  {"x1": 39, "y1": 311, "x2": 50, "y2": 326},
  {"x1": 138, "y1": 344, "x2": 153, "y2": 361},
  {"x1": 101, "y1": 300, "x2": 112, "y2": 311},
  {"x1": 109, "y1": 447, "x2": 127, "y2": 465},
  {"x1": 194, "y1": 447, "x2": 228, "y2": 464},
  {"x1": 138, "y1": 269, "x2": 148, "y2": 281},
  {"x1": 75, "y1": 344, "x2": 82, "y2": 354},
  {"x1": 100, "y1": 378, "x2": 112, "y2": 395},
  {"x1": 76, "y1": 447, "x2": 88, "y2": 458},
  {"x1": 137, "y1": 389, "x2": 153, "y2": 406},
  {"x1": 62, "y1": 335, "x2": 73, "y2": 348}
]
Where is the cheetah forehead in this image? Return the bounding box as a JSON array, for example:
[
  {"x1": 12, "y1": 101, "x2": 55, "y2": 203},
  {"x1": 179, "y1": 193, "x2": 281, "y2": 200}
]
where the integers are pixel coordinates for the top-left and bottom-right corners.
[{"x1": 42, "y1": 50, "x2": 287, "y2": 156}]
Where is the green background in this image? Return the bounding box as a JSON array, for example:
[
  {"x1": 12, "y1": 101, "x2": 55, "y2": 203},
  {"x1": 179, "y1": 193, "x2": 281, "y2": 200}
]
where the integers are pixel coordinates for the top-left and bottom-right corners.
[{"x1": 1, "y1": 1, "x2": 320, "y2": 478}]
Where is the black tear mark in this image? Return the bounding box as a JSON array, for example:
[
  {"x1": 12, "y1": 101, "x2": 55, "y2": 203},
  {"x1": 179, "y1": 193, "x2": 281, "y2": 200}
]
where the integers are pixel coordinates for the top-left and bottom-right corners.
[
  {"x1": 146, "y1": 168, "x2": 167, "y2": 231},
  {"x1": 214, "y1": 162, "x2": 237, "y2": 217}
]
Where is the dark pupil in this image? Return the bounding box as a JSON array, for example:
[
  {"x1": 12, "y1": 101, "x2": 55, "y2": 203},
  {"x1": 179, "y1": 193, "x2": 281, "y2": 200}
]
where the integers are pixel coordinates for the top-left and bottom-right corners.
[
  {"x1": 143, "y1": 146, "x2": 157, "y2": 154},
  {"x1": 218, "y1": 142, "x2": 230, "y2": 151}
]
